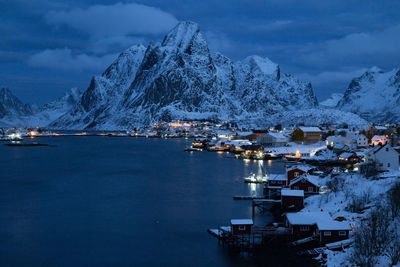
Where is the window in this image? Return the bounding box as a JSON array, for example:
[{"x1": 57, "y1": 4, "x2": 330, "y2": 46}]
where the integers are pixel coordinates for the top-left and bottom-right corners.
[
  {"x1": 238, "y1": 226, "x2": 246, "y2": 231},
  {"x1": 388, "y1": 163, "x2": 391, "y2": 168},
  {"x1": 339, "y1": 231, "x2": 347, "y2": 236},
  {"x1": 308, "y1": 187, "x2": 314, "y2": 192},
  {"x1": 294, "y1": 172, "x2": 299, "y2": 177},
  {"x1": 300, "y1": 226, "x2": 309, "y2": 231},
  {"x1": 294, "y1": 186, "x2": 299, "y2": 190},
  {"x1": 323, "y1": 231, "x2": 331, "y2": 236}
]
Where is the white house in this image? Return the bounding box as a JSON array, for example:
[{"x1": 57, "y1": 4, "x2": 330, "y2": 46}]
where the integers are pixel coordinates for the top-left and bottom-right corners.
[
  {"x1": 364, "y1": 144, "x2": 399, "y2": 171},
  {"x1": 257, "y1": 132, "x2": 289, "y2": 147},
  {"x1": 352, "y1": 134, "x2": 368, "y2": 148},
  {"x1": 371, "y1": 135, "x2": 388, "y2": 146}
]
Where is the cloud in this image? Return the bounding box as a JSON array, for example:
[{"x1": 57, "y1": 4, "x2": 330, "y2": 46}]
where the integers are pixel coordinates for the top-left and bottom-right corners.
[
  {"x1": 298, "y1": 24, "x2": 400, "y2": 68},
  {"x1": 299, "y1": 68, "x2": 367, "y2": 85},
  {"x1": 45, "y1": 2, "x2": 178, "y2": 38},
  {"x1": 247, "y1": 20, "x2": 292, "y2": 32},
  {"x1": 204, "y1": 31, "x2": 234, "y2": 54},
  {"x1": 27, "y1": 48, "x2": 117, "y2": 72}
]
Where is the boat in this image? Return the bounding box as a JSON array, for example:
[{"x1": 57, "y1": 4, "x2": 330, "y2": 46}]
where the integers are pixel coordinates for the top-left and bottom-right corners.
[
  {"x1": 5, "y1": 133, "x2": 23, "y2": 141},
  {"x1": 184, "y1": 147, "x2": 202, "y2": 152},
  {"x1": 5, "y1": 142, "x2": 51, "y2": 147},
  {"x1": 244, "y1": 173, "x2": 268, "y2": 183}
]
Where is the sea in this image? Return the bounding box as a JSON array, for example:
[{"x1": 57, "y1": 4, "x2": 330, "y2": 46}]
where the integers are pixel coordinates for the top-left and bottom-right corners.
[{"x1": 0, "y1": 136, "x2": 315, "y2": 266}]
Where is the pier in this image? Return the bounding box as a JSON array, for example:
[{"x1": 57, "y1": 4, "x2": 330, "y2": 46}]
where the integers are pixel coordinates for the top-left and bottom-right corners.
[
  {"x1": 252, "y1": 199, "x2": 281, "y2": 215},
  {"x1": 207, "y1": 225, "x2": 290, "y2": 250}
]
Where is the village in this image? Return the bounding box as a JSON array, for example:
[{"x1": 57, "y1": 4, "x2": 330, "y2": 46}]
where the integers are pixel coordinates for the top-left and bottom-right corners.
[
  {"x1": 2, "y1": 121, "x2": 400, "y2": 265},
  {"x1": 172, "y1": 121, "x2": 400, "y2": 265}
]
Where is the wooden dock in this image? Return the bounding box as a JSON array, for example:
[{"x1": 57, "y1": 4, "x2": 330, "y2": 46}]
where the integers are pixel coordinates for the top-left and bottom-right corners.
[
  {"x1": 233, "y1": 195, "x2": 265, "y2": 200},
  {"x1": 252, "y1": 199, "x2": 281, "y2": 214},
  {"x1": 207, "y1": 225, "x2": 290, "y2": 250}
]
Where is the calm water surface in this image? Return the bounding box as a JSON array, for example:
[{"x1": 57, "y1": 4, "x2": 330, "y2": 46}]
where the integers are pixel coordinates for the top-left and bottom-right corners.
[{"x1": 0, "y1": 137, "x2": 287, "y2": 266}]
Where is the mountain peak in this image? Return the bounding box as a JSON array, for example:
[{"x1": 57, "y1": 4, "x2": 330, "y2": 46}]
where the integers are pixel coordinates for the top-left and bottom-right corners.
[
  {"x1": 161, "y1": 21, "x2": 203, "y2": 51},
  {"x1": 243, "y1": 55, "x2": 278, "y2": 75},
  {"x1": 367, "y1": 66, "x2": 382, "y2": 73},
  {"x1": 0, "y1": 88, "x2": 12, "y2": 97}
]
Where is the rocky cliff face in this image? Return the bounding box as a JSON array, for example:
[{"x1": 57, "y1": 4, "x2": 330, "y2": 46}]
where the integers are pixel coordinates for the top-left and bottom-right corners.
[
  {"x1": 0, "y1": 88, "x2": 81, "y2": 127},
  {"x1": 51, "y1": 21, "x2": 319, "y2": 130},
  {"x1": 336, "y1": 67, "x2": 400, "y2": 123},
  {"x1": 0, "y1": 88, "x2": 33, "y2": 119}
]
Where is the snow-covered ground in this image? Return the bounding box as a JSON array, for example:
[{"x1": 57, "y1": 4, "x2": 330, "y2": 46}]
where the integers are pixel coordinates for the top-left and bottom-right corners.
[{"x1": 302, "y1": 171, "x2": 400, "y2": 266}]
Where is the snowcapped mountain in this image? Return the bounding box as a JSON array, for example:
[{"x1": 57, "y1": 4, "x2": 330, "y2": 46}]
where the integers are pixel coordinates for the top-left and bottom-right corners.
[
  {"x1": 320, "y1": 93, "x2": 344, "y2": 108},
  {"x1": 0, "y1": 88, "x2": 33, "y2": 118},
  {"x1": 51, "y1": 21, "x2": 320, "y2": 130},
  {"x1": 336, "y1": 67, "x2": 400, "y2": 123},
  {"x1": 0, "y1": 88, "x2": 81, "y2": 127}
]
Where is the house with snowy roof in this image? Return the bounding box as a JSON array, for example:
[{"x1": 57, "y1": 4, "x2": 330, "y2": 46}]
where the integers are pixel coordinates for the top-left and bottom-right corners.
[
  {"x1": 371, "y1": 135, "x2": 388, "y2": 146},
  {"x1": 257, "y1": 132, "x2": 289, "y2": 147},
  {"x1": 289, "y1": 173, "x2": 320, "y2": 195},
  {"x1": 281, "y1": 189, "x2": 304, "y2": 210},
  {"x1": 286, "y1": 165, "x2": 319, "y2": 183},
  {"x1": 364, "y1": 144, "x2": 399, "y2": 171},
  {"x1": 326, "y1": 135, "x2": 350, "y2": 149},
  {"x1": 352, "y1": 134, "x2": 368, "y2": 148},
  {"x1": 291, "y1": 127, "x2": 322, "y2": 143},
  {"x1": 338, "y1": 151, "x2": 359, "y2": 163},
  {"x1": 285, "y1": 212, "x2": 352, "y2": 244}
]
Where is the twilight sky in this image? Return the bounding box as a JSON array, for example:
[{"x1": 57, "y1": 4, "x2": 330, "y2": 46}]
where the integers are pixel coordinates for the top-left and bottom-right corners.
[{"x1": 1, "y1": 0, "x2": 400, "y2": 104}]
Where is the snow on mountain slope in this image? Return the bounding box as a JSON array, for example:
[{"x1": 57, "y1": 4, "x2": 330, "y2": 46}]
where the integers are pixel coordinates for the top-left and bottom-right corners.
[
  {"x1": 0, "y1": 88, "x2": 82, "y2": 128},
  {"x1": 0, "y1": 88, "x2": 33, "y2": 118},
  {"x1": 253, "y1": 108, "x2": 369, "y2": 129},
  {"x1": 51, "y1": 21, "x2": 321, "y2": 130},
  {"x1": 336, "y1": 67, "x2": 400, "y2": 123},
  {"x1": 51, "y1": 44, "x2": 146, "y2": 129},
  {"x1": 320, "y1": 93, "x2": 344, "y2": 108}
]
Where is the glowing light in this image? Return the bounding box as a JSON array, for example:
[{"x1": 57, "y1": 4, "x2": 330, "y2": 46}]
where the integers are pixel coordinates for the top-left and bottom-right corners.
[{"x1": 295, "y1": 150, "x2": 301, "y2": 158}]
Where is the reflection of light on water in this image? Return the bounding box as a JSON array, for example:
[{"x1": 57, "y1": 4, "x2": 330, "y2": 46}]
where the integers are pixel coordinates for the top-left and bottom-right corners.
[
  {"x1": 243, "y1": 159, "x2": 250, "y2": 166},
  {"x1": 268, "y1": 160, "x2": 272, "y2": 166},
  {"x1": 249, "y1": 183, "x2": 257, "y2": 194}
]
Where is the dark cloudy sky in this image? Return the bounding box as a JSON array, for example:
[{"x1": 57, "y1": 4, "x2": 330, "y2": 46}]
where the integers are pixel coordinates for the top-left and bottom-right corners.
[{"x1": 1, "y1": 0, "x2": 400, "y2": 104}]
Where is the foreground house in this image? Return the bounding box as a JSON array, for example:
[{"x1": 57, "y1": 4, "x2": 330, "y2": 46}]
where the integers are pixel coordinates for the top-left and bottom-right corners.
[
  {"x1": 291, "y1": 127, "x2": 322, "y2": 143},
  {"x1": 316, "y1": 220, "x2": 352, "y2": 244},
  {"x1": 230, "y1": 219, "x2": 253, "y2": 235},
  {"x1": 285, "y1": 212, "x2": 351, "y2": 244},
  {"x1": 364, "y1": 144, "x2": 400, "y2": 171}
]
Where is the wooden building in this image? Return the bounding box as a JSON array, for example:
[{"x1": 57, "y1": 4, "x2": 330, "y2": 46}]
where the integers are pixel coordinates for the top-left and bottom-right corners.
[
  {"x1": 285, "y1": 212, "x2": 351, "y2": 244},
  {"x1": 316, "y1": 221, "x2": 352, "y2": 244},
  {"x1": 289, "y1": 174, "x2": 320, "y2": 195},
  {"x1": 291, "y1": 127, "x2": 322, "y2": 142},
  {"x1": 285, "y1": 212, "x2": 331, "y2": 239},
  {"x1": 281, "y1": 189, "x2": 304, "y2": 210},
  {"x1": 230, "y1": 219, "x2": 253, "y2": 235}
]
